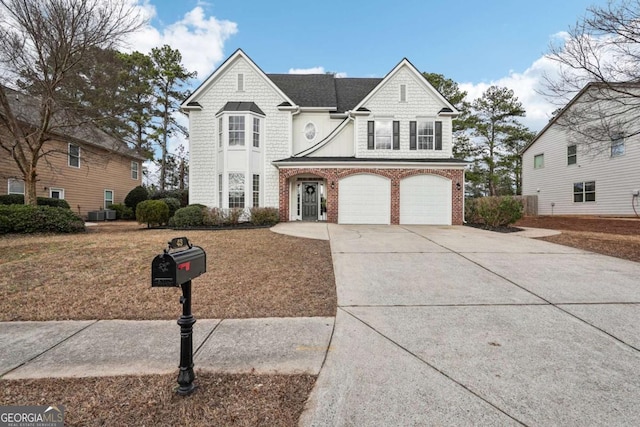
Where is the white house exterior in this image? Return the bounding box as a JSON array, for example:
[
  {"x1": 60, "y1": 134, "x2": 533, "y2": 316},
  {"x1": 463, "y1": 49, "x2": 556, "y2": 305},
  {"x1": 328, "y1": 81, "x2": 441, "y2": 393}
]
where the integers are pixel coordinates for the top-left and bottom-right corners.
[
  {"x1": 182, "y1": 49, "x2": 467, "y2": 225},
  {"x1": 522, "y1": 84, "x2": 640, "y2": 216}
]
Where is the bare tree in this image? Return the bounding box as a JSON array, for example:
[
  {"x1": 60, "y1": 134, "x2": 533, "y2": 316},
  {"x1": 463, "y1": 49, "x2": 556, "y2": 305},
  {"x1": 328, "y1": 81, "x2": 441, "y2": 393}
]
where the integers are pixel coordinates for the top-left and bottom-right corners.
[
  {"x1": 0, "y1": 0, "x2": 144, "y2": 205},
  {"x1": 544, "y1": 0, "x2": 640, "y2": 154}
]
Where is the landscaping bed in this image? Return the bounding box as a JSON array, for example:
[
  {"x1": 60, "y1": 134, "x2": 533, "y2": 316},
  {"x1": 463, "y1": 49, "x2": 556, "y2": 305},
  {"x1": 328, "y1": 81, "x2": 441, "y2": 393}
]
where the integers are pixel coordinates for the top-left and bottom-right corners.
[{"x1": 0, "y1": 222, "x2": 336, "y2": 321}]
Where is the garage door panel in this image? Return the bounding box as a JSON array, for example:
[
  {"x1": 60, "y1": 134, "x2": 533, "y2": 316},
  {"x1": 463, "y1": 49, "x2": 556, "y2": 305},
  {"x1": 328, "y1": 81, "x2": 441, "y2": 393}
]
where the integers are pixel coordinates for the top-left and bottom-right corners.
[
  {"x1": 339, "y1": 174, "x2": 390, "y2": 224},
  {"x1": 400, "y1": 175, "x2": 451, "y2": 225}
]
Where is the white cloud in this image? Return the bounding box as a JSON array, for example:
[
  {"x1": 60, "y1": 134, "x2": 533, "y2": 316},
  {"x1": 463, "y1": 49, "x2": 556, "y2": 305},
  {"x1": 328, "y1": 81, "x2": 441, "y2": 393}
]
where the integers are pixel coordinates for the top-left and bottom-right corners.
[
  {"x1": 289, "y1": 66, "x2": 326, "y2": 74},
  {"x1": 124, "y1": 2, "x2": 238, "y2": 78}
]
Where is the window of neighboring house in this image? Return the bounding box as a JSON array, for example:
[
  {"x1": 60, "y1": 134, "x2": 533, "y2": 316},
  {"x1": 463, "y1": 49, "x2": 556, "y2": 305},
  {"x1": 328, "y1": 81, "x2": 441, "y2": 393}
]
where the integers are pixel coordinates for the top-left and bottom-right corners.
[
  {"x1": 534, "y1": 154, "x2": 544, "y2": 169},
  {"x1": 104, "y1": 190, "x2": 114, "y2": 208},
  {"x1": 400, "y1": 84, "x2": 407, "y2": 102},
  {"x1": 567, "y1": 145, "x2": 577, "y2": 165},
  {"x1": 237, "y1": 73, "x2": 244, "y2": 91},
  {"x1": 573, "y1": 181, "x2": 596, "y2": 203},
  {"x1": 253, "y1": 117, "x2": 260, "y2": 148},
  {"x1": 374, "y1": 120, "x2": 392, "y2": 149},
  {"x1": 218, "y1": 117, "x2": 223, "y2": 148},
  {"x1": 228, "y1": 173, "x2": 244, "y2": 208},
  {"x1": 8, "y1": 178, "x2": 25, "y2": 195},
  {"x1": 68, "y1": 144, "x2": 80, "y2": 168},
  {"x1": 218, "y1": 174, "x2": 223, "y2": 208},
  {"x1": 417, "y1": 120, "x2": 434, "y2": 150},
  {"x1": 253, "y1": 174, "x2": 259, "y2": 207},
  {"x1": 228, "y1": 116, "x2": 245, "y2": 146},
  {"x1": 49, "y1": 188, "x2": 64, "y2": 199},
  {"x1": 611, "y1": 134, "x2": 625, "y2": 157},
  {"x1": 131, "y1": 161, "x2": 139, "y2": 180}
]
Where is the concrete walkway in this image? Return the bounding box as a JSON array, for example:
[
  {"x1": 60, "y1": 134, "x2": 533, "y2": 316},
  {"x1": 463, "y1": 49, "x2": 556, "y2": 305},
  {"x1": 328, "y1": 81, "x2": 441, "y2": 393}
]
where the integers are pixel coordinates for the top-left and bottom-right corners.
[{"x1": 298, "y1": 224, "x2": 640, "y2": 426}]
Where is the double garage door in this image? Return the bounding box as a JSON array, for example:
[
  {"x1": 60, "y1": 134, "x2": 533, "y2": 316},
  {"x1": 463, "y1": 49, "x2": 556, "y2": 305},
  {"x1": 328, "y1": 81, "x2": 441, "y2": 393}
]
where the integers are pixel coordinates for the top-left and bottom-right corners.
[{"x1": 338, "y1": 174, "x2": 451, "y2": 225}]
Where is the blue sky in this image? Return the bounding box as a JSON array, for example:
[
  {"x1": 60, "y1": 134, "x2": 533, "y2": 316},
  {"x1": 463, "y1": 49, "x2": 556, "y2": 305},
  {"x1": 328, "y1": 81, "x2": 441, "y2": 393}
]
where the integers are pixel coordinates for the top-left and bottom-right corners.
[{"x1": 124, "y1": 0, "x2": 608, "y2": 153}]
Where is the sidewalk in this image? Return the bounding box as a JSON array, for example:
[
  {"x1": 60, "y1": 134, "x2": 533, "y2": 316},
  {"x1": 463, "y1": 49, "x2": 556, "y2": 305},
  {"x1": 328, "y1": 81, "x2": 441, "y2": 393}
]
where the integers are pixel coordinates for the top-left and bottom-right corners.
[{"x1": 0, "y1": 317, "x2": 334, "y2": 379}]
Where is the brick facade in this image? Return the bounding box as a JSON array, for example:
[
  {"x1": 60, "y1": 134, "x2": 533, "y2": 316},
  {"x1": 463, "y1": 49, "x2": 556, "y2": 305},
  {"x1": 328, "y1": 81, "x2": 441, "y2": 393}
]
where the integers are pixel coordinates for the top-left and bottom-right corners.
[{"x1": 279, "y1": 167, "x2": 464, "y2": 225}]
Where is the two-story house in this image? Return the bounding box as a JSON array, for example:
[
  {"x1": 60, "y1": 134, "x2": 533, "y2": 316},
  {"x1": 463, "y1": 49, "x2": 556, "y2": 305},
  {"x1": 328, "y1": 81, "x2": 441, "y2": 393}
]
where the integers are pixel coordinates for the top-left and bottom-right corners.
[
  {"x1": 0, "y1": 87, "x2": 145, "y2": 218},
  {"x1": 182, "y1": 49, "x2": 467, "y2": 225},
  {"x1": 521, "y1": 82, "x2": 640, "y2": 216}
]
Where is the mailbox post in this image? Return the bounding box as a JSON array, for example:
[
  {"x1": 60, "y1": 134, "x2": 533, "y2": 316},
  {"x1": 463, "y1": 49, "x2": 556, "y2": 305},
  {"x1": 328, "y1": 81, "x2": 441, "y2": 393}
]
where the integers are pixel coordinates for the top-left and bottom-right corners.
[{"x1": 151, "y1": 237, "x2": 206, "y2": 396}]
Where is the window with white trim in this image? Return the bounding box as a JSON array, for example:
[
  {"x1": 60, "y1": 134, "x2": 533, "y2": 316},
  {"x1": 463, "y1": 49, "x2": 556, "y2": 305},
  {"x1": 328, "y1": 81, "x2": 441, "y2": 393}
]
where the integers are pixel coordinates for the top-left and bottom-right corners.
[
  {"x1": 8, "y1": 178, "x2": 25, "y2": 195},
  {"x1": 50, "y1": 188, "x2": 64, "y2": 199},
  {"x1": 574, "y1": 181, "x2": 595, "y2": 203},
  {"x1": 131, "y1": 161, "x2": 139, "y2": 180},
  {"x1": 228, "y1": 116, "x2": 245, "y2": 146},
  {"x1": 228, "y1": 173, "x2": 244, "y2": 208},
  {"x1": 253, "y1": 117, "x2": 260, "y2": 148},
  {"x1": 253, "y1": 174, "x2": 260, "y2": 207},
  {"x1": 375, "y1": 120, "x2": 392, "y2": 149},
  {"x1": 400, "y1": 84, "x2": 407, "y2": 102},
  {"x1": 567, "y1": 145, "x2": 577, "y2": 165},
  {"x1": 218, "y1": 117, "x2": 223, "y2": 148},
  {"x1": 104, "y1": 190, "x2": 114, "y2": 208},
  {"x1": 218, "y1": 174, "x2": 223, "y2": 208},
  {"x1": 534, "y1": 154, "x2": 544, "y2": 169},
  {"x1": 237, "y1": 73, "x2": 244, "y2": 91},
  {"x1": 611, "y1": 134, "x2": 625, "y2": 157},
  {"x1": 68, "y1": 144, "x2": 80, "y2": 168},
  {"x1": 417, "y1": 120, "x2": 434, "y2": 150}
]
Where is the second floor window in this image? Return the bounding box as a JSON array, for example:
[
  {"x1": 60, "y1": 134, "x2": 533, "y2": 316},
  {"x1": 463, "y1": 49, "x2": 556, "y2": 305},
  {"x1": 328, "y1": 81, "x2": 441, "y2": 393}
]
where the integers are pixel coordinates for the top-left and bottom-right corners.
[
  {"x1": 417, "y1": 121, "x2": 434, "y2": 150},
  {"x1": 567, "y1": 145, "x2": 577, "y2": 165},
  {"x1": 131, "y1": 161, "x2": 139, "y2": 180},
  {"x1": 534, "y1": 154, "x2": 544, "y2": 169},
  {"x1": 611, "y1": 134, "x2": 624, "y2": 157},
  {"x1": 229, "y1": 116, "x2": 245, "y2": 146},
  {"x1": 69, "y1": 144, "x2": 80, "y2": 168},
  {"x1": 253, "y1": 117, "x2": 260, "y2": 148}
]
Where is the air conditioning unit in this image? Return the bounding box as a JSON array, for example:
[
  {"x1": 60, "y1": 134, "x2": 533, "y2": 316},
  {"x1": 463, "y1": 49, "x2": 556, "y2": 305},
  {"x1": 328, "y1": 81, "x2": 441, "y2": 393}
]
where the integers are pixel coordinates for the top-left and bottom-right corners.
[
  {"x1": 87, "y1": 211, "x2": 105, "y2": 221},
  {"x1": 104, "y1": 210, "x2": 116, "y2": 220}
]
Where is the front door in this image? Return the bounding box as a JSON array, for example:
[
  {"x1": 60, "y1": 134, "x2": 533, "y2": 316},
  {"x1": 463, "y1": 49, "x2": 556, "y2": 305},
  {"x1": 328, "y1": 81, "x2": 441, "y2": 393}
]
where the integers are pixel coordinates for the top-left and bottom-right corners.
[{"x1": 301, "y1": 183, "x2": 318, "y2": 221}]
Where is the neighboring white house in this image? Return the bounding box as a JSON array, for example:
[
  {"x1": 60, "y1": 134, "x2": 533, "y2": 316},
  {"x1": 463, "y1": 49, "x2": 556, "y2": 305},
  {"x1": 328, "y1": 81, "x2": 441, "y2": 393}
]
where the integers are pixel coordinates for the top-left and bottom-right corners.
[
  {"x1": 522, "y1": 83, "x2": 640, "y2": 216},
  {"x1": 181, "y1": 49, "x2": 467, "y2": 225}
]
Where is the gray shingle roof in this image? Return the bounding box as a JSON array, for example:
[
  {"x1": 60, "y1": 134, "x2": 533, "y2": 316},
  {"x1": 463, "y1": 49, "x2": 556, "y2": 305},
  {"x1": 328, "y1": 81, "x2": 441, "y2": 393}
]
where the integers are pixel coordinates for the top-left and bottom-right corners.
[
  {"x1": 334, "y1": 78, "x2": 382, "y2": 112},
  {"x1": 216, "y1": 101, "x2": 265, "y2": 115},
  {"x1": 273, "y1": 156, "x2": 468, "y2": 164}
]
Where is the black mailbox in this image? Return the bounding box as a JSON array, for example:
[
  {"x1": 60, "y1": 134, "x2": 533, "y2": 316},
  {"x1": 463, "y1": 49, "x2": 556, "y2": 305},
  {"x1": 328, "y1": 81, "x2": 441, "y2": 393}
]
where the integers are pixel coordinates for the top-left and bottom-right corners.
[{"x1": 152, "y1": 237, "x2": 206, "y2": 287}]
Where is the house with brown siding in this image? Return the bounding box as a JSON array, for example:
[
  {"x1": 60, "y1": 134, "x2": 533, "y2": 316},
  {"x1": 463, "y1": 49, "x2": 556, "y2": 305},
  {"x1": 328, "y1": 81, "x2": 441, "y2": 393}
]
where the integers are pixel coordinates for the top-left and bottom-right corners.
[{"x1": 0, "y1": 87, "x2": 145, "y2": 218}]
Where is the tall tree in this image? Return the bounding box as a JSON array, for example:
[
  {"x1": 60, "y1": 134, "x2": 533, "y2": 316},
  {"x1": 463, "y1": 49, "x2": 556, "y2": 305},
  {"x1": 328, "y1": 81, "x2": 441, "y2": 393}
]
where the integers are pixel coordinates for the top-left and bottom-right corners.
[
  {"x1": 0, "y1": 0, "x2": 143, "y2": 205},
  {"x1": 498, "y1": 125, "x2": 536, "y2": 195},
  {"x1": 149, "y1": 45, "x2": 196, "y2": 191},
  {"x1": 545, "y1": 0, "x2": 640, "y2": 153},
  {"x1": 468, "y1": 86, "x2": 526, "y2": 196}
]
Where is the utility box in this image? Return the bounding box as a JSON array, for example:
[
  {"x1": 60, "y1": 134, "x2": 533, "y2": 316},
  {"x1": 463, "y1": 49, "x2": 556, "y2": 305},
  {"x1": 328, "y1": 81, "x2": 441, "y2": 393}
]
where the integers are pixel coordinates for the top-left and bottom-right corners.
[
  {"x1": 87, "y1": 211, "x2": 105, "y2": 221},
  {"x1": 104, "y1": 209, "x2": 116, "y2": 220},
  {"x1": 151, "y1": 238, "x2": 206, "y2": 287}
]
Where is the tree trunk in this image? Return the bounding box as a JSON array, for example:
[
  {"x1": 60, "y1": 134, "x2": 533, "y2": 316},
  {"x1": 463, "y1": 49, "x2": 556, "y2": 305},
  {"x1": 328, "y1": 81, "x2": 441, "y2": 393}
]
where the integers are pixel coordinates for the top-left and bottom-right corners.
[
  {"x1": 24, "y1": 167, "x2": 38, "y2": 206},
  {"x1": 179, "y1": 158, "x2": 185, "y2": 190}
]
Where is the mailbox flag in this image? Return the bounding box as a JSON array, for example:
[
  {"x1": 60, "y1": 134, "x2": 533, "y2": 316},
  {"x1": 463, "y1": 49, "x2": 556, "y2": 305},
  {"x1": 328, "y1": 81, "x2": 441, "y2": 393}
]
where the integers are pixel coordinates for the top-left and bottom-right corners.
[{"x1": 178, "y1": 262, "x2": 191, "y2": 271}]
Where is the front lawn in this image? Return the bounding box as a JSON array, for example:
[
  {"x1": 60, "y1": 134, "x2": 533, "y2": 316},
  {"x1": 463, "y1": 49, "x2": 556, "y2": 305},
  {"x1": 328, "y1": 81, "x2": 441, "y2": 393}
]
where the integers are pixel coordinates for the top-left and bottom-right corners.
[{"x1": 0, "y1": 222, "x2": 336, "y2": 321}]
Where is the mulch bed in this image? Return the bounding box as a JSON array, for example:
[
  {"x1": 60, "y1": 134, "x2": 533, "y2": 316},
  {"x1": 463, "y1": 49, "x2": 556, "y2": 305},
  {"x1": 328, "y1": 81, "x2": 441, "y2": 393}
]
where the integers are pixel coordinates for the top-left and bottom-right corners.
[
  {"x1": 465, "y1": 223, "x2": 523, "y2": 233},
  {"x1": 516, "y1": 215, "x2": 640, "y2": 235}
]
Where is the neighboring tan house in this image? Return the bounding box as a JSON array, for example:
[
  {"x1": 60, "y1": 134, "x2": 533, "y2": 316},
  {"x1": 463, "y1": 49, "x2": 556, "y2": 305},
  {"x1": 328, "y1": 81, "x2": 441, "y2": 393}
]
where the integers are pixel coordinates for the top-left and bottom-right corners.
[
  {"x1": 0, "y1": 87, "x2": 145, "y2": 218},
  {"x1": 521, "y1": 83, "x2": 640, "y2": 216},
  {"x1": 182, "y1": 49, "x2": 467, "y2": 225}
]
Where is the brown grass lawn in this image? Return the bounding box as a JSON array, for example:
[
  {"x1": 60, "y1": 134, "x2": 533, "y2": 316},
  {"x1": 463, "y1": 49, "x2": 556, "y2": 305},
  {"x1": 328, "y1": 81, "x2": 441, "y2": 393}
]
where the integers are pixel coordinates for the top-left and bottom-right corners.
[
  {"x1": 0, "y1": 222, "x2": 336, "y2": 321},
  {"x1": 0, "y1": 372, "x2": 315, "y2": 427}
]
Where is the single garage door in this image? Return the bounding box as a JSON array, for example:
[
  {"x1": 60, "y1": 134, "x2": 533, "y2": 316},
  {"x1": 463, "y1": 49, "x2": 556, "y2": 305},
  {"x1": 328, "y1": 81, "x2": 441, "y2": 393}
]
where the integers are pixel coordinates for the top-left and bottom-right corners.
[
  {"x1": 400, "y1": 174, "x2": 451, "y2": 225},
  {"x1": 339, "y1": 174, "x2": 391, "y2": 224}
]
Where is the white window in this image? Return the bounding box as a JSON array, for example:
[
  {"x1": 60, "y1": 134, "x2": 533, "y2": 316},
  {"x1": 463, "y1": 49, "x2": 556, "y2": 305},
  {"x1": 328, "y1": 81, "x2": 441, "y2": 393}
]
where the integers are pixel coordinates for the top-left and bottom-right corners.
[
  {"x1": 104, "y1": 190, "x2": 114, "y2": 208},
  {"x1": 131, "y1": 161, "x2": 139, "y2": 180},
  {"x1": 218, "y1": 117, "x2": 223, "y2": 148},
  {"x1": 567, "y1": 145, "x2": 577, "y2": 165},
  {"x1": 253, "y1": 117, "x2": 260, "y2": 148},
  {"x1": 228, "y1": 173, "x2": 244, "y2": 208},
  {"x1": 218, "y1": 174, "x2": 223, "y2": 208},
  {"x1": 253, "y1": 174, "x2": 260, "y2": 207},
  {"x1": 417, "y1": 121, "x2": 434, "y2": 150},
  {"x1": 68, "y1": 144, "x2": 80, "y2": 168},
  {"x1": 304, "y1": 122, "x2": 317, "y2": 141},
  {"x1": 237, "y1": 73, "x2": 244, "y2": 91},
  {"x1": 375, "y1": 120, "x2": 392, "y2": 150},
  {"x1": 50, "y1": 188, "x2": 64, "y2": 199},
  {"x1": 534, "y1": 154, "x2": 544, "y2": 169},
  {"x1": 574, "y1": 181, "x2": 595, "y2": 203},
  {"x1": 400, "y1": 84, "x2": 407, "y2": 102},
  {"x1": 228, "y1": 116, "x2": 245, "y2": 146},
  {"x1": 8, "y1": 178, "x2": 25, "y2": 195},
  {"x1": 611, "y1": 134, "x2": 625, "y2": 157}
]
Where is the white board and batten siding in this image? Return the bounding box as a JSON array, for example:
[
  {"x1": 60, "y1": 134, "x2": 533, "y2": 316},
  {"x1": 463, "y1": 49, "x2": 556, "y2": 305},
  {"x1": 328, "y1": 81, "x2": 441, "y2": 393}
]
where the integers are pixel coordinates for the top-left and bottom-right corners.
[
  {"x1": 338, "y1": 174, "x2": 391, "y2": 224},
  {"x1": 522, "y1": 126, "x2": 640, "y2": 215},
  {"x1": 400, "y1": 175, "x2": 452, "y2": 225}
]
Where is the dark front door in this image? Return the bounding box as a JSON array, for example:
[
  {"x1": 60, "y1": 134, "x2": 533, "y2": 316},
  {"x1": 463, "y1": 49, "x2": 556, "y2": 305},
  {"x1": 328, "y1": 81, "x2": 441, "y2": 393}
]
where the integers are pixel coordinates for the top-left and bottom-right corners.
[{"x1": 302, "y1": 183, "x2": 318, "y2": 221}]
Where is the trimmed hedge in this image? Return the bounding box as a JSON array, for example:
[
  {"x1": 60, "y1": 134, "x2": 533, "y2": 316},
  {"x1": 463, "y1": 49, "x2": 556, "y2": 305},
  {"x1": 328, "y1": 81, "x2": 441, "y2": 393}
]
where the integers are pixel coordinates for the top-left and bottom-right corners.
[
  {"x1": 169, "y1": 205, "x2": 206, "y2": 228},
  {"x1": 0, "y1": 194, "x2": 70, "y2": 209},
  {"x1": 466, "y1": 196, "x2": 523, "y2": 227},
  {"x1": 150, "y1": 189, "x2": 189, "y2": 207},
  {"x1": 136, "y1": 199, "x2": 169, "y2": 227},
  {"x1": 161, "y1": 197, "x2": 181, "y2": 218},
  {"x1": 109, "y1": 203, "x2": 134, "y2": 220},
  {"x1": 124, "y1": 185, "x2": 149, "y2": 211},
  {"x1": 0, "y1": 205, "x2": 85, "y2": 234},
  {"x1": 249, "y1": 207, "x2": 279, "y2": 226},
  {"x1": 0, "y1": 194, "x2": 25, "y2": 205}
]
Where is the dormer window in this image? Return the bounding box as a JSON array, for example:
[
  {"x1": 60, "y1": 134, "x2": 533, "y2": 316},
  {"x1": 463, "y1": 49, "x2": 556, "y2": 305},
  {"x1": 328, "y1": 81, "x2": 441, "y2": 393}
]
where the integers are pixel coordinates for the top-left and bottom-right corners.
[
  {"x1": 237, "y1": 73, "x2": 244, "y2": 91},
  {"x1": 216, "y1": 102, "x2": 265, "y2": 149},
  {"x1": 229, "y1": 116, "x2": 245, "y2": 146}
]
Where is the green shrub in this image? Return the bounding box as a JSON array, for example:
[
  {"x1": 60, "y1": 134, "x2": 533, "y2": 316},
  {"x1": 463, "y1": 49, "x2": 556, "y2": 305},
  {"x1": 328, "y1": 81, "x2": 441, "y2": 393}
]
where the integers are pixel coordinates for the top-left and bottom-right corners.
[
  {"x1": 125, "y1": 185, "x2": 149, "y2": 211},
  {"x1": 161, "y1": 197, "x2": 181, "y2": 218},
  {"x1": 203, "y1": 207, "x2": 225, "y2": 226},
  {"x1": 0, "y1": 205, "x2": 85, "y2": 234},
  {"x1": 136, "y1": 199, "x2": 169, "y2": 227},
  {"x1": 225, "y1": 208, "x2": 243, "y2": 225},
  {"x1": 170, "y1": 205, "x2": 206, "y2": 228},
  {"x1": 0, "y1": 194, "x2": 25, "y2": 205},
  {"x1": 110, "y1": 203, "x2": 134, "y2": 220},
  {"x1": 36, "y1": 197, "x2": 70, "y2": 209},
  {"x1": 465, "y1": 198, "x2": 481, "y2": 224},
  {"x1": 250, "y1": 207, "x2": 279, "y2": 226},
  {"x1": 472, "y1": 196, "x2": 523, "y2": 227},
  {"x1": 150, "y1": 189, "x2": 189, "y2": 207}
]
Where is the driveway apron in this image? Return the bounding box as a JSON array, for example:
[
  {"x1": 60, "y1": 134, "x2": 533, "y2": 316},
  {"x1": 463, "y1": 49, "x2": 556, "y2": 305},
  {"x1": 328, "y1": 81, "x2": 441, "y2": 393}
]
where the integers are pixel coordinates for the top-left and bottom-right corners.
[{"x1": 299, "y1": 225, "x2": 640, "y2": 426}]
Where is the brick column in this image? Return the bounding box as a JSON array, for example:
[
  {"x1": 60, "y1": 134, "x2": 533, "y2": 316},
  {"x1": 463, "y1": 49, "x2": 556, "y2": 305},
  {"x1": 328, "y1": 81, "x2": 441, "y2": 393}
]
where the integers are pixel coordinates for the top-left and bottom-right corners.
[
  {"x1": 390, "y1": 177, "x2": 400, "y2": 224},
  {"x1": 278, "y1": 171, "x2": 289, "y2": 222}
]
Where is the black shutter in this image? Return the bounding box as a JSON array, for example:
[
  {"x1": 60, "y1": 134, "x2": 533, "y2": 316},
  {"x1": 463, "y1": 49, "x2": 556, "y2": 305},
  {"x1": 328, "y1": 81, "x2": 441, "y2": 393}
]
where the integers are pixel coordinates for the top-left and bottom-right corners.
[
  {"x1": 435, "y1": 121, "x2": 442, "y2": 150},
  {"x1": 409, "y1": 121, "x2": 416, "y2": 150},
  {"x1": 367, "y1": 121, "x2": 375, "y2": 150},
  {"x1": 393, "y1": 121, "x2": 400, "y2": 150}
]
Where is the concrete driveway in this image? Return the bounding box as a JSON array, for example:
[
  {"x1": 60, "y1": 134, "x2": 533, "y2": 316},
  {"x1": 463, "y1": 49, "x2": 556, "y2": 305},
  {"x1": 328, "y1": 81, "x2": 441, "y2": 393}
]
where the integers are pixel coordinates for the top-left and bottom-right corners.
[{"x1": 299, "y1": 225, "x2": 640, "y2": 426}]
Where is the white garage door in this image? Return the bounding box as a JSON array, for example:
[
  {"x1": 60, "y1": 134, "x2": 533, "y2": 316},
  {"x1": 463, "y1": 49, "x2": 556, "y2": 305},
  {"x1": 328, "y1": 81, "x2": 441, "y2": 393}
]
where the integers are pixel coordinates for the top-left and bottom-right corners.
[
  {"x1": 400, "y1": 174, "x2": 451, "y2": 225},
  {"x1": 339, "y1": 174, "x2": 390, "y2": 224}
]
